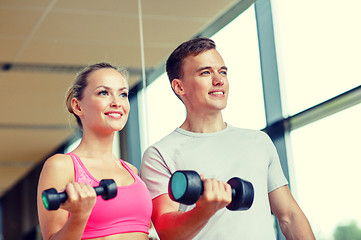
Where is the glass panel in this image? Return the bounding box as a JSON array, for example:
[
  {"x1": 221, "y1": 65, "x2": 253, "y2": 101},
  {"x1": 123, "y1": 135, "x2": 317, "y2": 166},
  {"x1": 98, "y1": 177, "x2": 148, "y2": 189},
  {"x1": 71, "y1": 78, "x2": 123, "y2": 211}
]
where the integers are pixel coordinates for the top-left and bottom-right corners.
[
  {"x1": 146, "y1": 73, "x2": 185, "y2": 145},
  {"x1": 290, "y1": 103, "x2": 361, "y2": 239},
  {"x1": 272, "y1": 0, "x2": 361, "y2": 115}
]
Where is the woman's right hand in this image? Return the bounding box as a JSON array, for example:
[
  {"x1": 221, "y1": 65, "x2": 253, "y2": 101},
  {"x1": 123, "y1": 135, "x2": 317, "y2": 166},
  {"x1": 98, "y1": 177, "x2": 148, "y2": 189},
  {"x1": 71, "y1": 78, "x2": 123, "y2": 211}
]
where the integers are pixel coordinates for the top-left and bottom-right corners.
[{"x1": 60, "y1": 182, "x2": 97, "y2": 217}]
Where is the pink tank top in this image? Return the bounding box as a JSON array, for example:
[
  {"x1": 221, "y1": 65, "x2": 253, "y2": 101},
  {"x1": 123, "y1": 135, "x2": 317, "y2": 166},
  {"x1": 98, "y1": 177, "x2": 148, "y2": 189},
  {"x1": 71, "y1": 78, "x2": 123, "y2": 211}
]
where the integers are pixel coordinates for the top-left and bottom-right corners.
[{"x1": 67, "y1": 153, "x2": 152, "y2": 239}]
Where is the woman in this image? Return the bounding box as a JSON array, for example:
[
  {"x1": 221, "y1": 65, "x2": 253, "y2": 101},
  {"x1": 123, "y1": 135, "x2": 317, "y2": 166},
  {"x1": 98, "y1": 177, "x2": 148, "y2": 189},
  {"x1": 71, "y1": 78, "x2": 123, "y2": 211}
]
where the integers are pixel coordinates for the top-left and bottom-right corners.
[{"x1": 37, "y1": 62, "x2": 152, "y2": 240}]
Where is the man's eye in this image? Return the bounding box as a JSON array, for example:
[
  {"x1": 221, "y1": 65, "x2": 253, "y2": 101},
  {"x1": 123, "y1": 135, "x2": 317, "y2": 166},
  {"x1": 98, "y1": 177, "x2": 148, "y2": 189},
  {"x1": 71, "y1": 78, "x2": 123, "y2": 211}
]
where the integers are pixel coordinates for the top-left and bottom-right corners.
[
  {"x1": 201, "y1": 71, "x2": 210, "y2": 75},
  {"x1": 220, "y1": 71, "x2": 227, "y2": 76}
]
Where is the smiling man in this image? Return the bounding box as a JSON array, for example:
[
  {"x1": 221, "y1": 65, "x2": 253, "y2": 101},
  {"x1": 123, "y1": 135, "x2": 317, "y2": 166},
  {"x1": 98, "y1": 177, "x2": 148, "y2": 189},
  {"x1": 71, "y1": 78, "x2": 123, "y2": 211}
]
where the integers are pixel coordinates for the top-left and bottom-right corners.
[{"x1": 140, "y1": 37, "x2": 315, "y2": 240}]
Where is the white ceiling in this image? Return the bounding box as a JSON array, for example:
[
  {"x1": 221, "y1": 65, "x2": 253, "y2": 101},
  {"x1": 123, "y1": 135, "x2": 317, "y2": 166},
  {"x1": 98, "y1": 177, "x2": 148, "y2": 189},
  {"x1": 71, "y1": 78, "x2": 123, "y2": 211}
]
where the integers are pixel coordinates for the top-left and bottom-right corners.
[{"x1": 0, "y1": 0, "x2": 254, "y2": 197}]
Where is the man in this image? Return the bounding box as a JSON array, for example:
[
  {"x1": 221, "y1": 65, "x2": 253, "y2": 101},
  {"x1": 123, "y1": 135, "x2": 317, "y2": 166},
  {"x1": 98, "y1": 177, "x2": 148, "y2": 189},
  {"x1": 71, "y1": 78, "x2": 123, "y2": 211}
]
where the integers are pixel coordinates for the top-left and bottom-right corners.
[{"x1": 140, "y1": 37, "x2": 315, "y2": 239}]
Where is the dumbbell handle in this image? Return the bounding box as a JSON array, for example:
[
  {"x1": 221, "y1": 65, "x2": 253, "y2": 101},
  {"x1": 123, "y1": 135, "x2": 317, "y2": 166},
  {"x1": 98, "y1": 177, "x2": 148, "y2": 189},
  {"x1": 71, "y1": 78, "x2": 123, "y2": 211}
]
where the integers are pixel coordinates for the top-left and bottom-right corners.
[
  {"x1": 42, "y1": 179, "x2": 117, "y2": 211},
  {"x1": 47, "y1": 185, "x2": 107, "y2": 205}
]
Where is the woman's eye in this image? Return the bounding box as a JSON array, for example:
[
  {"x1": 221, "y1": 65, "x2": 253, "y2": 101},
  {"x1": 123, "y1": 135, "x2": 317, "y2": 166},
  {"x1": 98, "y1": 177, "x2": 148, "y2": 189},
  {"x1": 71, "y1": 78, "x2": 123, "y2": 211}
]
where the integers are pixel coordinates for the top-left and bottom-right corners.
[
  {"x1": 120, "y1": 92, "x2": 128, "y2": 98},
  {"x1": 99, "y1": 90, "x2": 108, "y2": 96}
]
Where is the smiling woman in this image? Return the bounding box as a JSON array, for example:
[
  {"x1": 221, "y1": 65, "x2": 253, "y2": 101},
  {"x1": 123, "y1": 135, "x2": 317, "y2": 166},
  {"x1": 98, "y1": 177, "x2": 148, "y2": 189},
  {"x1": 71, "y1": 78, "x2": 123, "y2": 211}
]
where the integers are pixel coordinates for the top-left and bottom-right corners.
[
  {"x1": 37, "y1": 62, "x2": 152, "y2": 240},
  {"x1": 65, "y1": 63, "x2": 129, "y2": 130},
  {"x1": 70, "y1": 67, "x2": 130, "y2": 135}
]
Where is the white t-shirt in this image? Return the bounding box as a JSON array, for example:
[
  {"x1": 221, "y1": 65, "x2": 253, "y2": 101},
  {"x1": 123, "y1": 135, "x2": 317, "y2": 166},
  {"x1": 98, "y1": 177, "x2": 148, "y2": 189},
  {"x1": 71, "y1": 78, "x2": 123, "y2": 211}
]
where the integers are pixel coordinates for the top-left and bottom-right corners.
[{"x1": 141, "y1": 124, "x2": 288, "y2": 239}]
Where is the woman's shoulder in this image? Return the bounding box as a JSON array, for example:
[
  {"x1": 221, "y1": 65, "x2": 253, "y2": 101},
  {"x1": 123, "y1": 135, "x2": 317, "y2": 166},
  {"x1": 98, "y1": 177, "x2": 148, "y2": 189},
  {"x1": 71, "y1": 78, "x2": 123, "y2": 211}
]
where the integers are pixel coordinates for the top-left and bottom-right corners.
[
  {"x1": 38, "y1": 153, "x2": 75, "y2": 190},
  {"x1": 123, "y1": 161, "x2": 139, "y2": 175},
  {"x1": 44, "y1": 153, "x2": 73, "y2": 168},
  {"x1": 41, "y1": 153, "x2": 74, "y2": 178}
]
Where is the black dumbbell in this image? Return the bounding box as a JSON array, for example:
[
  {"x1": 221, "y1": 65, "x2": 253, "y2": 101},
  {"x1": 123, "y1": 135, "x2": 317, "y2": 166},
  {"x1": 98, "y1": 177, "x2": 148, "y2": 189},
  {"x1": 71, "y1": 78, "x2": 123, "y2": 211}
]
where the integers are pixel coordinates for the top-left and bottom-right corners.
[
  {"x1": 42, "y1": 179, "x2": 117, "y2": 211},
  {"x1": 168, "y1": 170, "x2": 254, "y2": 211}
]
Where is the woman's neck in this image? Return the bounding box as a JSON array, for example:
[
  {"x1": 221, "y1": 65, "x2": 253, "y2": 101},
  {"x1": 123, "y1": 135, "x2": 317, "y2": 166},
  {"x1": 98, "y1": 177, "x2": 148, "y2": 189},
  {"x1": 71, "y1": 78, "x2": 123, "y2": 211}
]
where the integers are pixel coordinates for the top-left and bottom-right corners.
[{"x1": 73, "y1": 130, "x2": 115, "y2": 160}]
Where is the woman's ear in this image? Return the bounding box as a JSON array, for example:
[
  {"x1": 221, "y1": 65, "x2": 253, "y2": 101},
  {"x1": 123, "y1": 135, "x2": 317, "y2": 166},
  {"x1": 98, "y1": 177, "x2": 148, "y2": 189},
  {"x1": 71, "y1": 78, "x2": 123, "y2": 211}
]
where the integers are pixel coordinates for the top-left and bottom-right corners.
[
  {"x1": 171, "y1": 79, "x2": 185, "y2": 96},
  {"x1": 71, "y1": 98, "x2": 83, "y2": 116}
]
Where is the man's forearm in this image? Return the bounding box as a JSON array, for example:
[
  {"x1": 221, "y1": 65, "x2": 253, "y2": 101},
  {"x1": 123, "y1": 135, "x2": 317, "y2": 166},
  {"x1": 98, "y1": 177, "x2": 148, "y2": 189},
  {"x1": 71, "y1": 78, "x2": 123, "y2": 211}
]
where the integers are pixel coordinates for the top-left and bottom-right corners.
[
  {"x1": 279, "y1": 211, "x2": 315, "y2": 240},
  {"x1": 154, "y1": 207, "x2": 214, "y2": 240}
]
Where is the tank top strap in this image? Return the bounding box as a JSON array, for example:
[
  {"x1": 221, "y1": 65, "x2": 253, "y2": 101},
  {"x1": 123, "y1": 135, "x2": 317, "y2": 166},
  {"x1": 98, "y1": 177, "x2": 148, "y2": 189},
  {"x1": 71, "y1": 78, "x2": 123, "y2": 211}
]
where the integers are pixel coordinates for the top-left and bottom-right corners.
[
  {"x1": 118, "y1": 159, "x2": 138, "y2": 180},
  {"x1": 66, "y1": 152, "x2": 98, "y2": 185}
]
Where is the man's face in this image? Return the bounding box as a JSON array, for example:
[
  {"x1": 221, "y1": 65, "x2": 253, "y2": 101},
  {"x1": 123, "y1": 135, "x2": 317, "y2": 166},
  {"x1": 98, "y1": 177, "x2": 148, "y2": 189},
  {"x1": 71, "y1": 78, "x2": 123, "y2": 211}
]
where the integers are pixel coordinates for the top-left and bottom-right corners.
[{"x1": 177, "y1": 49, "x2": 229, "y2": 114}]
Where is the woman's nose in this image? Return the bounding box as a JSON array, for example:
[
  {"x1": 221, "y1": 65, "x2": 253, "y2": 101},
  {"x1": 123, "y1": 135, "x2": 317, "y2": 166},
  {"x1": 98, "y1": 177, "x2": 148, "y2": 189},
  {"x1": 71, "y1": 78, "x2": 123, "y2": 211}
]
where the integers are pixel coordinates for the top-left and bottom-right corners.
[{"x1": 111, "y1": 96, "x2": 121, "y2": 107}]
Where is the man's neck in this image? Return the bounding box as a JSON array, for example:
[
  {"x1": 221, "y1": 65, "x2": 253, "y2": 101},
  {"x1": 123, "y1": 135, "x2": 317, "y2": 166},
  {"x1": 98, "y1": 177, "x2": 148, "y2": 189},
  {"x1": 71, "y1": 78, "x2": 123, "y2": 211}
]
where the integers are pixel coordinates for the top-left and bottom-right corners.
[{"x1": 180, "y1": 112, "x2": 226, "y2": 133}]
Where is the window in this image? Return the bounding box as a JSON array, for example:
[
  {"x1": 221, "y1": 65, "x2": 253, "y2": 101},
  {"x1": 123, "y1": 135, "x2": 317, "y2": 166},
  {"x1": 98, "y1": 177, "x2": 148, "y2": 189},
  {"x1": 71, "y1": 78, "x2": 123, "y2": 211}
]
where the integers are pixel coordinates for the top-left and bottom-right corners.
[
  {"x1": 272, "y1": 0, "x2": 361, "y2": 115},
  {"x1": 271, "y1": 1, "x2": 361, "y2": 237},
  {"x1": 290, "y1": 104, "x2": 361, "y2": 238},
  {"x1": 145, "y1": 73, "x2": 185, "y2": 145}
]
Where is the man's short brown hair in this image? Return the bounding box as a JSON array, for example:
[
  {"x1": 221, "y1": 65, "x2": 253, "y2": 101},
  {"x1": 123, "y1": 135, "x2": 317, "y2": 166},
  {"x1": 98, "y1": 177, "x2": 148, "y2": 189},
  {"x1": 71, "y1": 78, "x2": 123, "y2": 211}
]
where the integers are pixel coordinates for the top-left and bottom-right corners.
[{"x1": 166, "y1": 37, "x2": 216, "y2": 83}]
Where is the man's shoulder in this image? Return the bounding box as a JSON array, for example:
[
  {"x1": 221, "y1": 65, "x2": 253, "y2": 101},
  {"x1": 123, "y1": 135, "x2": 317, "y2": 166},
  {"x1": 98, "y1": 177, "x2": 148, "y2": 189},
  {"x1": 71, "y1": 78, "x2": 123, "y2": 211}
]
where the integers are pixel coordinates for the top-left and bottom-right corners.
[
  {"x1": 150, "y1": 128, "x2": 183, "y2": 147},
  {"x1": 144, "y1": 129, "x2": 180, "y2": 155}
]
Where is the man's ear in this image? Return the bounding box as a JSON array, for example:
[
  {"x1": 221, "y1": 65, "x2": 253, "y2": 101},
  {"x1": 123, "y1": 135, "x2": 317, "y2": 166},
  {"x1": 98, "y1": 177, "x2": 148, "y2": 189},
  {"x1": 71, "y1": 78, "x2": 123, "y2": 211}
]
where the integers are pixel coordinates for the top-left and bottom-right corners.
[
  {"x1": 171, "y1": 79, "x2": 185, "y2": 96},
  {"x1": 71, "y1": 98, "x2": 83, "y2": 116}
]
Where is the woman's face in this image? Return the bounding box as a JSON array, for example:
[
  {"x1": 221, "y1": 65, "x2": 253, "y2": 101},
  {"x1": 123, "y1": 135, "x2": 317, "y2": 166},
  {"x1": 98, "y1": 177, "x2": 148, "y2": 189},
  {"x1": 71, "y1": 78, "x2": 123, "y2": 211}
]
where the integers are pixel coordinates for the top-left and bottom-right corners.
[{"x1": 75, "y1": 68, "x2": 130, "y2": 134}]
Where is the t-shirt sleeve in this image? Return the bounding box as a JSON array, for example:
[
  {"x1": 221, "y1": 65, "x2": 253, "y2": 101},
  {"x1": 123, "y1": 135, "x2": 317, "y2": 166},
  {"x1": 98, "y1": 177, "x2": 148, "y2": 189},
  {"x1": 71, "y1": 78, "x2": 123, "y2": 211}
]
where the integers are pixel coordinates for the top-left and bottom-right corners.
[
  {"x1": 140, "y1": 146, "x2": 172, "y2": 199},
  {"x1": 263, "y1": 133, "x2": 289, "y2": 193}
]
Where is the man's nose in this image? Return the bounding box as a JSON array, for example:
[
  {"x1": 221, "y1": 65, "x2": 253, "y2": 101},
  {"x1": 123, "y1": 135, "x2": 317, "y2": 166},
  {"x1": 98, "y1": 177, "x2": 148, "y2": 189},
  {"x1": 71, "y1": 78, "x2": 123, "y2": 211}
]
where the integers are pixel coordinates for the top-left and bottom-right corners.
[{"x1": 213, "y1": 74, "x2": 224, "y2": 86}]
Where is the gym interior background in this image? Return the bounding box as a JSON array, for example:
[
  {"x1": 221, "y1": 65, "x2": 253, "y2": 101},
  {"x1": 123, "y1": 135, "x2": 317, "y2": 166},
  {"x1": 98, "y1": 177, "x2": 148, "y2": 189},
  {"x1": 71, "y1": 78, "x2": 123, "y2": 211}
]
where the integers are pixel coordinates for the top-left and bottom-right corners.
[{"x1": 0, "y1": 0, "x2": 360, "y2": 239}]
